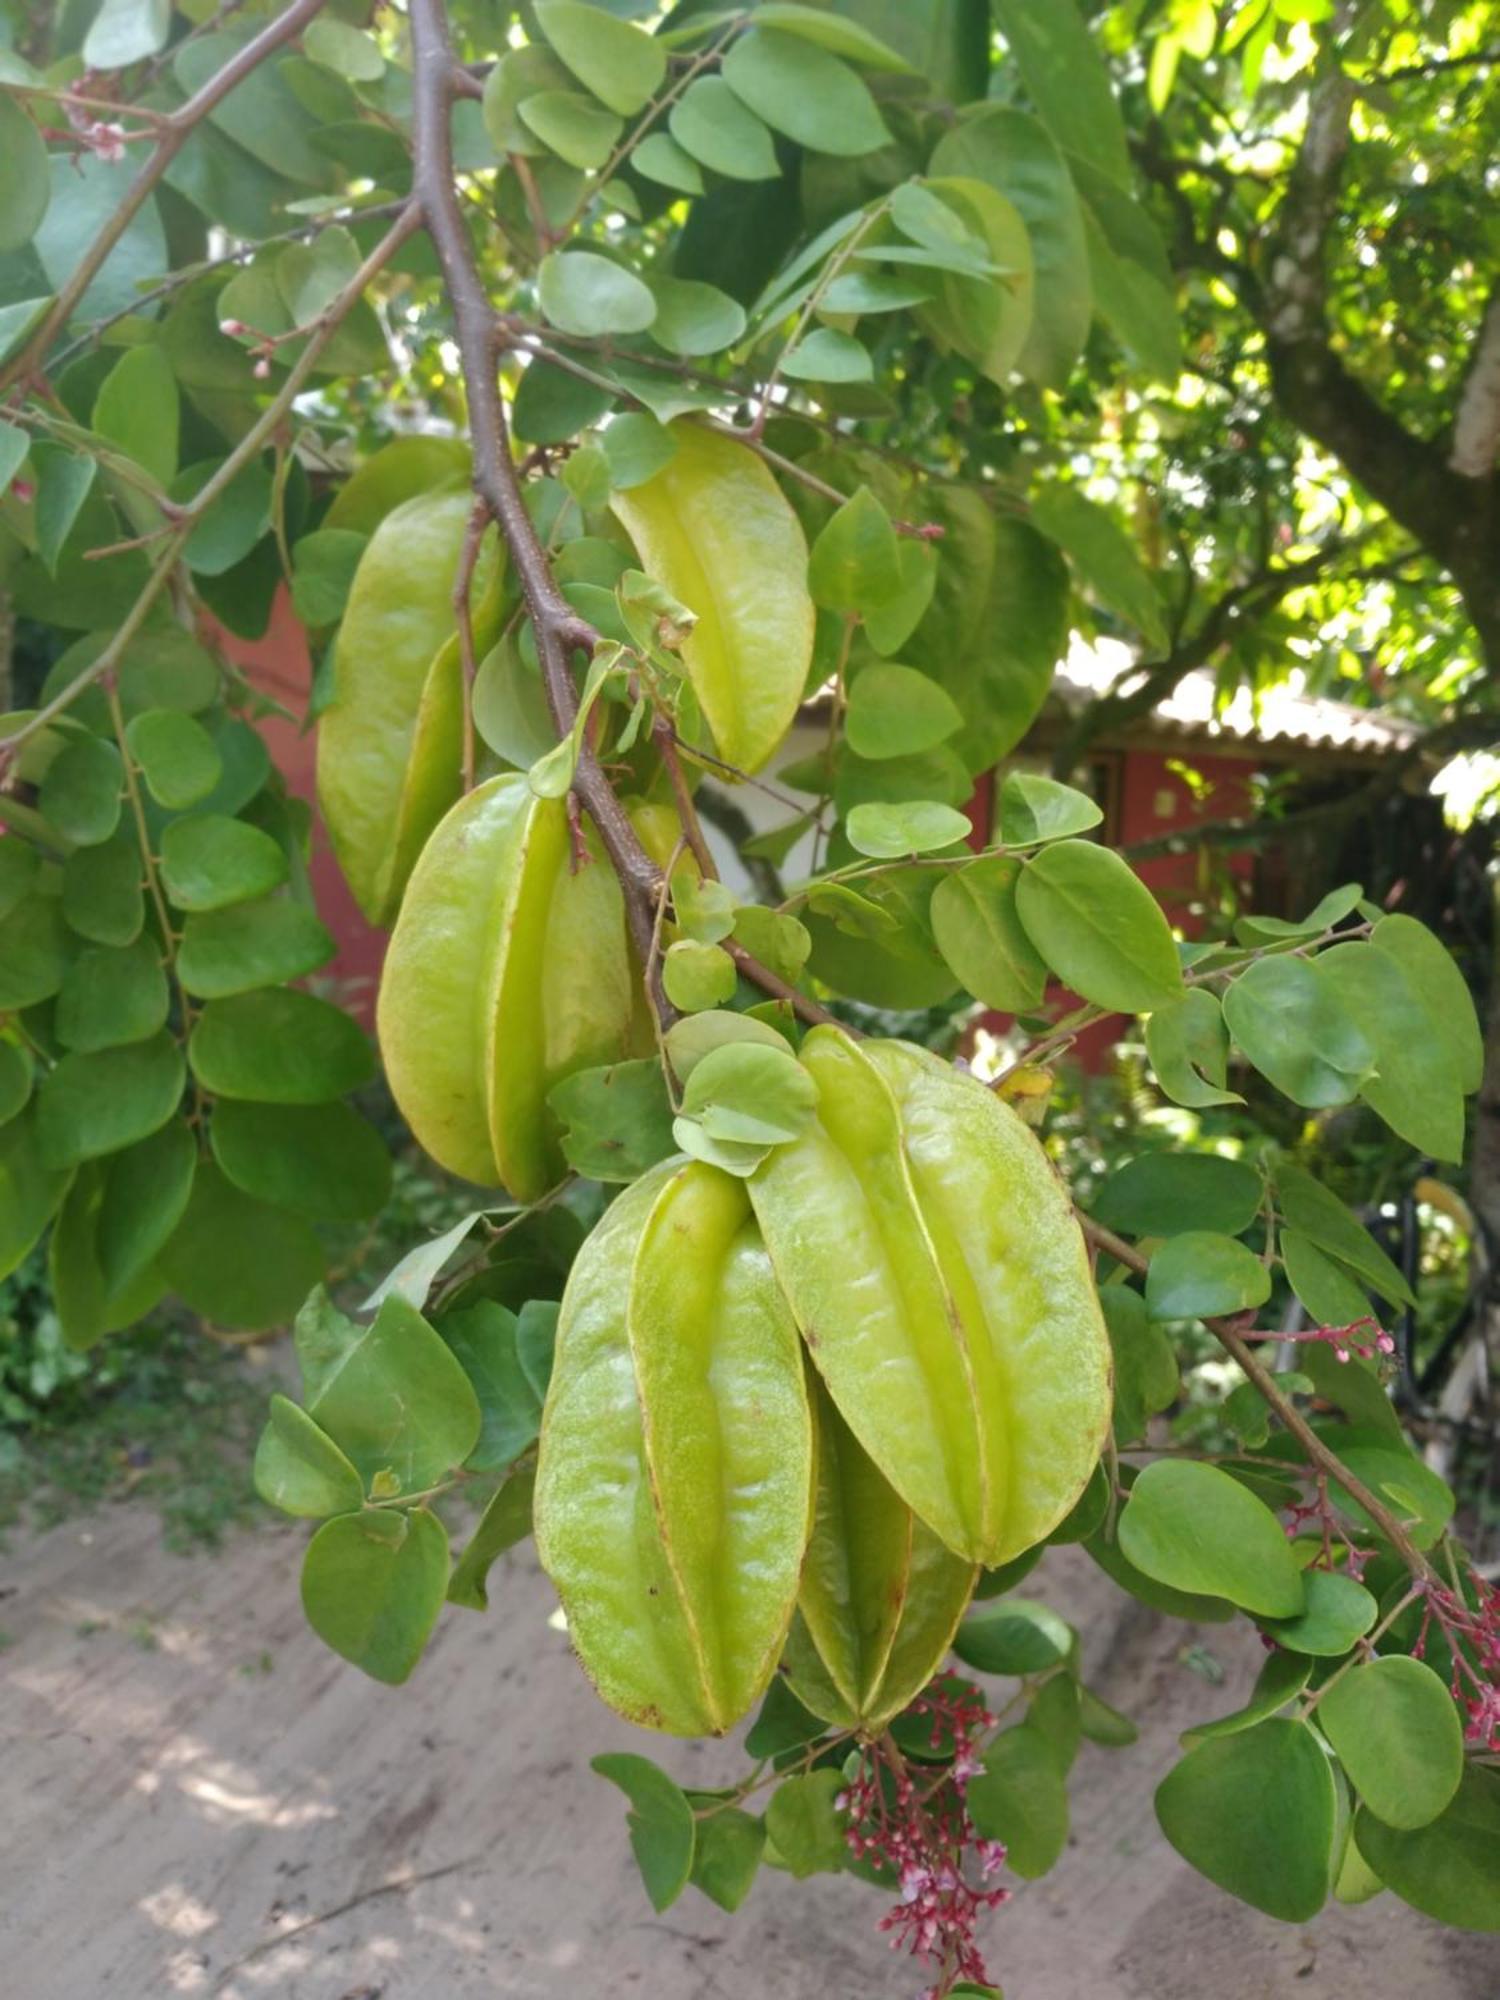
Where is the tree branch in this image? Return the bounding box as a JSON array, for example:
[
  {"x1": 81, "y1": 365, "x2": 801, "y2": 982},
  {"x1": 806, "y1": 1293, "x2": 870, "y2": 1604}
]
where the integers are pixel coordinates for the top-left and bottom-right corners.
[
  {"x1": 1, "y1": 0, "x2": 328, "y2": 392},
  {"x1": 407, "y1": 0, "x2": 664, "y2": 968},
  {"x1": 1078, "y1": 1215, "x2": 1440, "y2": 1584},
  {"x1": 1451, "y1": 285, "x2": 1500, "y2": 480}
]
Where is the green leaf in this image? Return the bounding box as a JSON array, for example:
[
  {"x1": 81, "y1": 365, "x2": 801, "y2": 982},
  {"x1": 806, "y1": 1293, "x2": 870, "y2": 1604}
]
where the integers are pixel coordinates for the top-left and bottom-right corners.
[
  {"x1": 177, "y1": 897, "x2": 334, "y2": 999},
  {"x1": 968, "y1": 1727, "x2": 1069, "y2": 1878},
  {"x1": 36, "y1": 1032, "x2": 184, "y2": 1170},
  {"x1": 991, "y1": 0, "x2": 1132, "y2": 187},
  {"x1": 669, "y1": 76, "x2": 780, "y2": 181},
  {"x1": 55, "y1": 937, "x2": 169, "y2": 1052},
  {"x1": 548, "y1": 1058, "x2": 677, "y2": 1182},
  {"x1": 0, "y1": 418, "x2": 27, "y2": 497},
  {"x1": 930, "y1": 106, "x2": 1092, "y2": 388},
  {"x1": 1235, "y1": 880, "x2": 1364, "y2": 945},
  {"x1": 301, "y1": 1508, "x2": 450, "y2": 1686},
  {"x1": 1093, "y1": 1153, "x2": 1262, "y2": 1239},
  {"x1": 1181, "y1": 1647, "x2": 1311, "y2": 1745},
  {"x1": 1280, "y1": 1228, "x2": 1377, "y2": 1331},
  {"x1": 538, "y1": 251, "x2": 657, "y2": 338},
  {"x1": 998, "y1": 771, "x2": 1103, "y2": 845},
  {"x1": 290, "y1": 527, "x2": 368, "y2": 628},
  {"x1": 33, "y1": 444, "x2": 98, "y2": 580},
  {"x1": 1100, "y1": 1281, "x2": 1179, "y2": 1444},
  {"x1": 1257, "y1": 1568, "x2": 1378, "y2": 1658},
  {"x1": 1222, "y1": 956, "x2": 1373, "y2": 1109},
  {"x1": 175, "y1": 28, "x2": 334, "y2": 187},
  {"x1": 188, "y1": 988, "x2": 374, "y2": 1102},
  {"x1": 679, "y1": 1040, "x2": 819, "y2": 1146},
  {"x1": 38, "y1": 733, "x2": 122, "y2": 846},
  {"x1": 448, "y1": 1460, "x2": 537, "y2": 1610},
  {"x1": 159, "y1": 813, "x2": 288, "y2": 912},
  {"x1": 125, "y1": 710, "x2": 222, "y2": 811},
  {"x1": 1078, "y1": 1684, "x2": 1139, "y2": 1747},
  {"x1": 723, "y1": 29, "x2": 890, "y2": 157},
  {"x1": 173, "y1": 456, "x2": 274, "y2": 577},
  {"x1": 0, "y1": 1037, "x2": 32, "y2": 1128},
  {"x1": 92, "y1": 345, "x2": 178, "y2": 487},
  {"x1": 953, "y1": 1597, "x2": 1073, "y2": 1676},
  {"x1": 1370, "y1": 914, "x2": 1482, "y2": 1092},
  {"x1": 0, "y1": 1108, "x2": 71, "y2": 1282},
  {"x1": 780, "y1": 327, "x2": 872, "y2": 383},
  {"x1": 845, "y1": 799, "x2": 971, "y2": 858},
  {"x1": 807, "y1": 486, "x2": 899, "y2": 616},
  {"x1": 930, "y1": 854, "x2": 1047, "y2": 1011},
  {"x1": 534, "y1": 0, "x2": 667, "y2": 115},
  {"x1": 863, "y1": 537, "x2": 938, "y2": 655},
  {"x1": 1145, "y1": 1230, "x2": 1270, "y2": 1321},
  {"x1": 1155, "y1": 1719, "x2": 1335, "y2": 1921},
  {"x1": 48, "y1": 1163, "x2": 166, "y2": 1351},
  {"x1": 483, "y1": 43, "x2": 576, "y2": 154},
  {"x1": 1118, "y1": 1459, "x2": 1304, "y2": 1617},
  {"x1": 662, "y1": 938, "x2": 739, "y2": 1012},
  {"x1": 1014, "y1": 840, "x2": 1182, "y2": 1013},
  {"x1": 1354, "y1": 1768, "x2": 1500, "y2": 1931},
  {"x1": 648, "y1": 276, "x2": 747, "y2": 358},
  {"x1": 292, "y1": 1285, "x2": 481, "y2": 1493},
  {"x1": 1275, "y1": 1166, "x2": 1415, "y2": 1308},
  {"x1": 518, "y1": 90, "x2": 624, "y2": 171},
  {"x1": 157, "y1": 1160, "x2": 324, "y2": 1332},
  {"x1": 663, "y1": 1008, "x2": 793, "y2": 1082},
  {"x1": 254, "y1": 1394, "x2": 365, "y2": 1518},
  {"x1": 1316, "y1": 940, "x2": 1466, "y2": 1162},
  {"x1": 632, "y1": 132, "x2": 704, "y2": 194},
  {"x1": 592, "y1": 1754, "x2": 697, "y2": 1911},
  {"x1": 764, "y1": 1769, "x2": 847, "y2": 1877},
  {"x1": 1072, "y1": 157, "x2": 1181, "y2": 380},
  {"x1": 1030, "y1": 486, "x2": 1167, "y2": 649},
  {"x1": 0, "y1": 892, "x2": 71, "y2": 1007},
  {"x1": 0, "y1": 834, "x2": 38, "y2": 919},
  {"x1": 1326, "y1": 1430, "x2": 1454, "y2": 1549},
  {"x1": 745, "y1": 1676, "x2": 828, "y2": 1758},
  {"x1": 689, "y1": 1805, "x2": 765, "y2": 1913},
  {"x1": 304, "y1": 17, "x2": 384, "y2": 81},
  {"x1": 95, "y1": 1116, "x2": 196, "y2": 1295},
  {"x1": 845, "y1": 664, "x2": 964, "y2": 762},
  {"x1": 1027, "y1": 1682, "x2": 1081, "y2": 1784},
  {"x1": 1145, "y1": 989, "x2": 1243, "y2": 1108},
  {"x1": 751, "y1": 4, "x2": 913, "y2": 70},
  {"x1": 599, "y1": 415, "x2": 677, "y2": 495},
  {"x1": 434, "y1": 1301, "x2": 543, "y2": 1474},
  {"x1": 0, "y1": 94, "x2": 50, "y2": 253},
  {"x1": 0, "y1": 297, "x2": 50, "y2": 368},
  {"x1": 210, "y1": 1100, "x2": 391, "y2": 1222}
]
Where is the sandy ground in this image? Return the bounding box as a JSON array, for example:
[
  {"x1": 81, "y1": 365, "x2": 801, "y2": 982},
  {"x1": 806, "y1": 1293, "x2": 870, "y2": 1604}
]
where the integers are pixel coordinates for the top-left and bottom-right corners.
[{"x1": 3, "y1": 1505, "x2": 1496, "y2": 2000}]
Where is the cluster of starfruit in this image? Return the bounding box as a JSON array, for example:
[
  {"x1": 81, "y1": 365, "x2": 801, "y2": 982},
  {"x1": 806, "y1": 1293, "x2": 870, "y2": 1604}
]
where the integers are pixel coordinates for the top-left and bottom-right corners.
[{"x1": 531, "y1": 1020, "x2": 1109, "y2": 1736}]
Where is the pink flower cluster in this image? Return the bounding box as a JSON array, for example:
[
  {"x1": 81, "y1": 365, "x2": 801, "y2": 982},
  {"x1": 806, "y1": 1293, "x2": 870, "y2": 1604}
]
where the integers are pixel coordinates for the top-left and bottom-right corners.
[
  {"x1": 1284, "y1": 1315, "x2": 1397, "y2": 1365},
  {"x1": 837, "y1": 1679, "x2": 1010, "y2": 1999},
  {"x1": 1412, "y1": 1572, "x2": 1500, "y2": 1752}
]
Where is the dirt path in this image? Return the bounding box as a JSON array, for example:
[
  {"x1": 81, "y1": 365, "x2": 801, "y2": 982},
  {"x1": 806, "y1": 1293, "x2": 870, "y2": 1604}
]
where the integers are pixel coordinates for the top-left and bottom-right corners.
[{"x1": 2, "y1": 1506, "x2": 1493, "y2": 2000}]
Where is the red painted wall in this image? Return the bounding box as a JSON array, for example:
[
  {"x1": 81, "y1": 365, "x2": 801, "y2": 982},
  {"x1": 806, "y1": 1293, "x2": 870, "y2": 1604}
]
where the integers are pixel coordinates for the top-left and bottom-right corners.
[{"x1": 216, "y1": 590, "x2": 386, "y2": 1023}]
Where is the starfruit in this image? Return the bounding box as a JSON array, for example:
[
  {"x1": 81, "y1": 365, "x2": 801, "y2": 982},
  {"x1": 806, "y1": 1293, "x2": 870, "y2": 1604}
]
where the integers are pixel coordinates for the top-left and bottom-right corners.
[
  {"x1": 748, "y1": 1028, "x2": 1112, "y2": 1567},
  {"x1": 316, "y1": 485, "x2": 502, "y2": 925},
  {"x1": 609, "y1": 421, "x2": 814, "y2": 776},
  {"x1": 534, "y1": 1159, "x2": 814, "y2": 1735},
  {"x1": 782, "y1": 1374, "x2": 976, "y2": 1730},
  {"x1": 377, "y1": 773, "x2": 644, "y2": 1198}
]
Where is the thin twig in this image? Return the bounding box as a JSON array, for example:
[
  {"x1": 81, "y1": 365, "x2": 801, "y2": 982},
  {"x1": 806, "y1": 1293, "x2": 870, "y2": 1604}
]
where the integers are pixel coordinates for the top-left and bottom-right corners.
[{"x1": 1077, "y1": 1213, "x2": 1440, "y2": 1586}]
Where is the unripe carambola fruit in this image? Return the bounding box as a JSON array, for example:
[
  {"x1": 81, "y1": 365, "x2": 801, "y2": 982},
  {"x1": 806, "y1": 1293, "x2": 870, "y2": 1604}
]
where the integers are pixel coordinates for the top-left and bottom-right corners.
[
  {"x1": 317, "y1": 485, "x2": 502, "y2": 925},
  {"x1": 748, "y1": 1028, "x2": 1112, "y2": 1567},
  {"x1": 534, "y1": 1158, "x2": 814, "y2": 1735},
  {"x1": 377, "y1": 773, "x2": 644, "y2": 1198},
  {"x1": 782, "y1": 1374, "x2": 976, "y2": 1730},
  {"x1": 609, "y1": 421, "x2": 814, "y2": 776}
]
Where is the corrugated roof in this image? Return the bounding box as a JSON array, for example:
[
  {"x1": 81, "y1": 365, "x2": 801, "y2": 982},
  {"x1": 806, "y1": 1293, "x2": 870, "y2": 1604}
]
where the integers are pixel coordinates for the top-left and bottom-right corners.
[{"x1": 1051, "y1": 637, "x2": 1420, "y2": 759}]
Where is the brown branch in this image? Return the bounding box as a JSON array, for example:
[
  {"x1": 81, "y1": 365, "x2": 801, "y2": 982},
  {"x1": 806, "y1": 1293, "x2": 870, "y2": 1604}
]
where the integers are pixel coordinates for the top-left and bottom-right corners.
[
  {"x1": 1078, "y1": 1215, "x2": 1440, "y2": 1584},
  {"x1": 2, "y1": 0, "x2": 329, "y2": 391},
  {"x1": 408, "y1": 0, "x2": 663, "y2": 968},
  {"x1": 1451, "y1": 285, "x2": 1500, "y2": 480}
]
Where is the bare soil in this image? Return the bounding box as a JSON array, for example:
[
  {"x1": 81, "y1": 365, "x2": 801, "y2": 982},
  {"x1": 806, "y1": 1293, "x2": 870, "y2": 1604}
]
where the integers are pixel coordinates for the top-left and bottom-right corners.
[{"x1": 3, "y1": 1507, "x2": 1495, "y2": 2000}]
